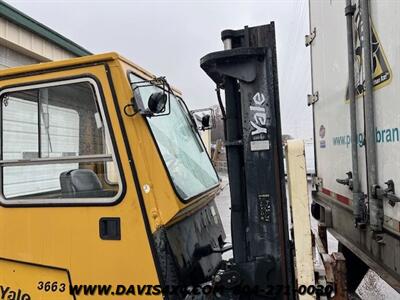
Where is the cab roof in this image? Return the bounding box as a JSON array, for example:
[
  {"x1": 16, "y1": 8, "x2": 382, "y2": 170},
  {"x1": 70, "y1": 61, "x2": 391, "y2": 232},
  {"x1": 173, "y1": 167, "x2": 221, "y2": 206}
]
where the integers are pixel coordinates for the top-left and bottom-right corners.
[
  {"x1": 0, "y1": 52, "x2": 155, "y2": 80},
  {"x1": 0, "y1": 52, "x2": 182, "y2": 95}
]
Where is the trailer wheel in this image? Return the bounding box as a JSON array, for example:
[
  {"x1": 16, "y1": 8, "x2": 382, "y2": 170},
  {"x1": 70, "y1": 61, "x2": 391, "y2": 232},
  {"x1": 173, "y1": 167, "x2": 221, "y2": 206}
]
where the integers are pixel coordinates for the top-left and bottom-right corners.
[
  {"x1": 338, "y1": 242, "x2": 369, "y2": 293},
  {"x1": 311, "y1": 201, "x2": 320, "y2": 220}
]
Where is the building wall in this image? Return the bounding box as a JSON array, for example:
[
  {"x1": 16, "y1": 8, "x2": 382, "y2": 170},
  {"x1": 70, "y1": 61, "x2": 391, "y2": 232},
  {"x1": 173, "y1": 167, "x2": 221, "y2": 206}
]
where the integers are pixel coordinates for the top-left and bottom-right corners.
[
  {"x1": 0, "y1": 44, "x2": 37, "y2": 69},
  {"x1": 0, "y1": 15, "x2": 76, "y2": 67}
]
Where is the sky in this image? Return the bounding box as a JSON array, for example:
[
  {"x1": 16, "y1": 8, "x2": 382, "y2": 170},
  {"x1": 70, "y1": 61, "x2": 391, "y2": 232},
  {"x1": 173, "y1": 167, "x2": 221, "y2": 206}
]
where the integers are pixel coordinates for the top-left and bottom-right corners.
[{"x1": 7, "y1": 0, "x2": 313, "y2": 139}]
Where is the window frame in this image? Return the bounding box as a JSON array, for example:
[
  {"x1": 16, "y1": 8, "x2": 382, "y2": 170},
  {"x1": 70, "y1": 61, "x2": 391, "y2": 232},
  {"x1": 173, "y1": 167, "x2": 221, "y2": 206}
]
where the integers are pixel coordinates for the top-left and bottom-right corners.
[
  {"x1": 127, "y1": 72, "x2": 220, "y2": 203},
  {"x1": 0, "y1": 77, "x2": 124, "y2": 206}
]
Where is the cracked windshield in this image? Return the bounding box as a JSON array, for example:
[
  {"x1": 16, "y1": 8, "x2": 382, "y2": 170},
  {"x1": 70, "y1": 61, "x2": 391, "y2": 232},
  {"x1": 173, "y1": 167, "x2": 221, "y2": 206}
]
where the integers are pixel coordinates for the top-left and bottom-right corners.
[{"x1": 129, "y1": 74, "x2": 219, "y2": 200}]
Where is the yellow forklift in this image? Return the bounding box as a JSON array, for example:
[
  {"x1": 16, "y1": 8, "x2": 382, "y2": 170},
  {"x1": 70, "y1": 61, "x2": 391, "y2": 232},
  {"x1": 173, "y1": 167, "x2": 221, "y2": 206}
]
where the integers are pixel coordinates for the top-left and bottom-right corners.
[
  {"x1": 0, "y1": 24, "x2": 305, "y2": 299},
  {"x1": 0, "y1": 51, "x2": 225, "y2": 299}
]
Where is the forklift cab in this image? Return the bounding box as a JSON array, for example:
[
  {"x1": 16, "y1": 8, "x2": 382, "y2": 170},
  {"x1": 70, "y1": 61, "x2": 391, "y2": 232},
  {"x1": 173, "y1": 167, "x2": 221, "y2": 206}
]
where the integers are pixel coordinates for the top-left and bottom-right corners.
[{"x1": 0, "y1": 53, "x2": 224, "y2": 299}]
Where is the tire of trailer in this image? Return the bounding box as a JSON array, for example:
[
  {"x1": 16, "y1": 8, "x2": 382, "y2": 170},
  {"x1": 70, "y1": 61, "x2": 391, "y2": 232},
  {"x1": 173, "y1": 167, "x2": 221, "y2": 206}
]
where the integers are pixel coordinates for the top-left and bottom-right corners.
[{"x1": 338, "y1": 242, "x2": 369, "y2": 292}]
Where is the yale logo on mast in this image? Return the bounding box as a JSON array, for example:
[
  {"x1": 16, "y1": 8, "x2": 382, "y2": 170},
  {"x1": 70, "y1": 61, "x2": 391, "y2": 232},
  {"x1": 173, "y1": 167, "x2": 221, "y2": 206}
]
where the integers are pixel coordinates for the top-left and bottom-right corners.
[{"x1": 250, "y1": 92, "x2": 270, "y2": 151}]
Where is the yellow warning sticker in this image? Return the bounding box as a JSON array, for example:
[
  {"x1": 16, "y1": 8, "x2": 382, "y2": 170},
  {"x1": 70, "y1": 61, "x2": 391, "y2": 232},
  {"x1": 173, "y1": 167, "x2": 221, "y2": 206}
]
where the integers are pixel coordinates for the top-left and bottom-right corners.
[{"x1": 346, "y1": 5, "x2": 392, "y2": 100}]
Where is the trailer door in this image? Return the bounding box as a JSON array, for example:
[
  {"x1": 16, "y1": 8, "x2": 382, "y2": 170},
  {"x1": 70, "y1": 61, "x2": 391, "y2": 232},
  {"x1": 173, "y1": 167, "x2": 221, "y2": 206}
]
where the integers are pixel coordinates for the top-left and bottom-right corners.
[{"x1": 309, "y1": 0, "x2": 400, "y2": 290}]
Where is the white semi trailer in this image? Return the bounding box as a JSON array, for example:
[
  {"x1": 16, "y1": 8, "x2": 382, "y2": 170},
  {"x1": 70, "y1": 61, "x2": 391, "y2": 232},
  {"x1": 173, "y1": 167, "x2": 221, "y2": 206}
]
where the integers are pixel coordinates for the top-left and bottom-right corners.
[{"x1": 308, "y1": 0, "x2": 400, "y2": 293}]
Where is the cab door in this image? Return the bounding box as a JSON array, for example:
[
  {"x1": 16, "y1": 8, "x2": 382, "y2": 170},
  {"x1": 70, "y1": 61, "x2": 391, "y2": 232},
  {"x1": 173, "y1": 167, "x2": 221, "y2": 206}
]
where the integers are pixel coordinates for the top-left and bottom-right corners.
[{"x1": 0, "y1": 64, "x2": 161, "y2": 299}]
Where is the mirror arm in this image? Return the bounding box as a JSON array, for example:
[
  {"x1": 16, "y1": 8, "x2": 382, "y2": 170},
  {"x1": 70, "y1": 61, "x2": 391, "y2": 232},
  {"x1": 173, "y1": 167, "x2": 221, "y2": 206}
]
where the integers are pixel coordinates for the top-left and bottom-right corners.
[
  {"x1": 141, "y1": 109, "x2": 155, "y2": 117},
  {"x1": 124, "y1": 96, "x2": 145, "y2": 117}
]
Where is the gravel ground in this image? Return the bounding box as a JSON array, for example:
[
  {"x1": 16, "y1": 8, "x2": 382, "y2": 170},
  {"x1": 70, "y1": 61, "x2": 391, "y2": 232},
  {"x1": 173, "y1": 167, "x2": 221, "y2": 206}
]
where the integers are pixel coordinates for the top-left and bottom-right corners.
[{"x1": 214, "y1": 173, "x2": 400, "y2": 300}]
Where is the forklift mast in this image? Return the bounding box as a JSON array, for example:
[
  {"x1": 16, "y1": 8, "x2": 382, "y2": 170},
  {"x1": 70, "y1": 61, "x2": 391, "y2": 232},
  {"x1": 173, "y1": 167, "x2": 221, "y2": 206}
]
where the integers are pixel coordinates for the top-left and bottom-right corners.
[{"x1": 201, "y1": 23, "x2": 294, "y2": 297}]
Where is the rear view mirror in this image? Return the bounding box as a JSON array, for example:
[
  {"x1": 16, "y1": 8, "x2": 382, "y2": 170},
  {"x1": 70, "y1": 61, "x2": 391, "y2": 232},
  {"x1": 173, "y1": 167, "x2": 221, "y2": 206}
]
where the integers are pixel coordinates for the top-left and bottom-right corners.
[
  {"x1": 127, "y1": 75, "x2": 172, "y2": 117},
  {"x1": 148, "y1": 92, "x2": 167, "y2": 114},
  {"x1": 190, "y1": 108, "x2": 216, "y2": 131},
  {"x1": 201, "y1": 114, "x2": 211, "y2": 128}
]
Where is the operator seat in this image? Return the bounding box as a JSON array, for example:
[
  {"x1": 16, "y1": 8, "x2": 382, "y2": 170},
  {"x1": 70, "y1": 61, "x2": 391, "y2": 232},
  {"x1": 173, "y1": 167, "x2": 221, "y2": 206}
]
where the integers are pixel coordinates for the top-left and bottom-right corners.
[{"x1": 60, "y1": 169, "x2": 113, "y2": 198}]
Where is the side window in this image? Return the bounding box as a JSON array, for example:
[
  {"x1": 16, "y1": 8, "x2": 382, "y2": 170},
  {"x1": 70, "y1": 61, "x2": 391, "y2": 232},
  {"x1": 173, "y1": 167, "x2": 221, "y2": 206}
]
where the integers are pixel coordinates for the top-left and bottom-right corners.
[{"x1": 0, "y1": 79, "x2": 121, "y2": 204}]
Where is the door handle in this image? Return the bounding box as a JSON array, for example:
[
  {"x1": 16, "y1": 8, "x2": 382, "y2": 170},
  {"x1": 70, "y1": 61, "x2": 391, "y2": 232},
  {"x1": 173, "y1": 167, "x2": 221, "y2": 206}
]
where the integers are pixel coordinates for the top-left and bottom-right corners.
[{"x1": 99, "y1": 217, "x2": 121, "y2": 240}]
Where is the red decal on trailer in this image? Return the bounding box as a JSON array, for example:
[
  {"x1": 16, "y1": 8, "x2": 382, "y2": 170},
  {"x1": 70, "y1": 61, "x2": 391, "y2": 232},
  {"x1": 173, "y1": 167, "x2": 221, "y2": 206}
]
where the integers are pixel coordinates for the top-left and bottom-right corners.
[
  {"x1": 336, "y1": 193, "x2": 350, "y2": 206},
  {"x1": 322, "y1": 188, "x2": 331, "y2": 197},
  {"x1": 321, "y1": 188, "x2": 350, "y2": 206}
]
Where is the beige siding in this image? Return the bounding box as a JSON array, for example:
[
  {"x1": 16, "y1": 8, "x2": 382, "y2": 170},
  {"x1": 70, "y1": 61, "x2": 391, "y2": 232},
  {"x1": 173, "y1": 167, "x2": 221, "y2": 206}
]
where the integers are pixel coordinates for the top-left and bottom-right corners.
[
  {"x1": 0, "y1": 44, "x2": 37, "y2": 69},
  {"x1": 0, "y1": 16, "x2": 76, "y2": 63}
]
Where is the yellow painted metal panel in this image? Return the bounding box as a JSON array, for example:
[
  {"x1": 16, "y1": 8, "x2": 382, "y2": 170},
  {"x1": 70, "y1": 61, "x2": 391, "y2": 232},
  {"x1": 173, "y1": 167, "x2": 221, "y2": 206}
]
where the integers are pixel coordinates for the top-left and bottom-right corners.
[
  {"x1": 0, "y1": 63, "x2": 162, "y2": 299},
  {"x1": 0, "y1": 258, "x2": 73, "y2": 300},
  {"x1": 0, "y1": 55, "x2": 218, "y2": 298},
  {"x1": 115, "y1": 60, "x2": 219, "y2": 229},
  {"x1": 109, "y1": 61, "x2": 180, "y2": 230}
]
